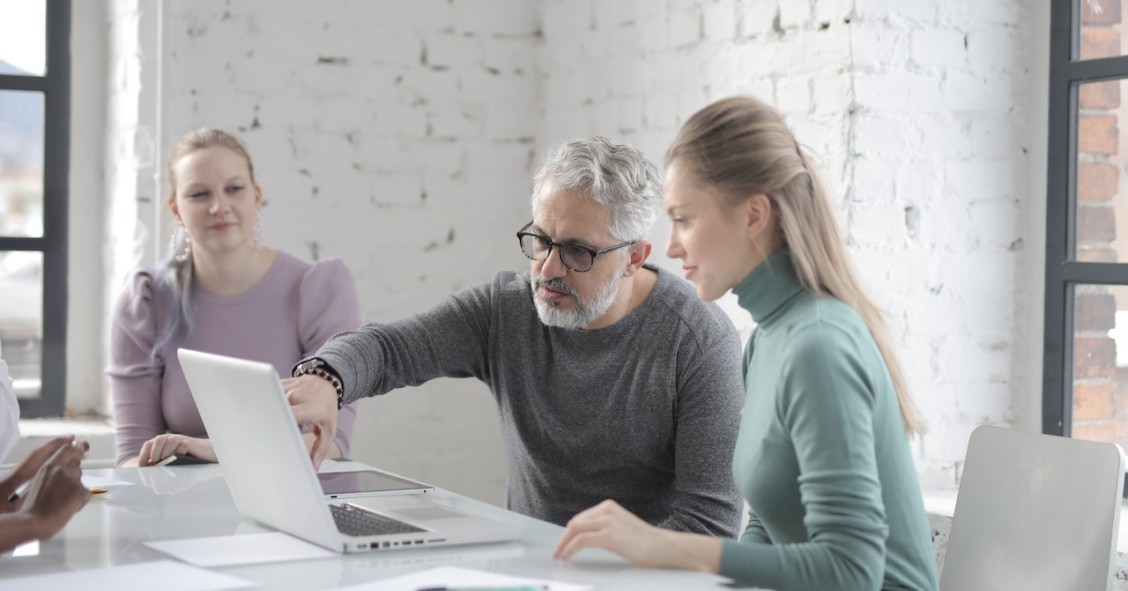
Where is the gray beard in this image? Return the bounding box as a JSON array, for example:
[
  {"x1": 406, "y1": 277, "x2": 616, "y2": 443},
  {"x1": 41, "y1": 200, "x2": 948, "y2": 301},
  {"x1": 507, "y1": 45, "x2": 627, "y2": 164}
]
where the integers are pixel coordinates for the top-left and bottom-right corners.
[{"x1": 532, "y1": 265, "x2": 625, "y2": 330}]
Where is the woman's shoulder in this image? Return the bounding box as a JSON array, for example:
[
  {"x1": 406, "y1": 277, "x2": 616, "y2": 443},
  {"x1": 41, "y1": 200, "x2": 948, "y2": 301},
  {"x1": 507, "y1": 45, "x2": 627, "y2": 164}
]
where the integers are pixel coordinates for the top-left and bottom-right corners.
[
  {"x1": 111, "y1": 266, "x2": 177, "y2": 333},
  {"x1": 306, "y1": 256, "x2": 354, "y2": 282},
  {"x1": 270, "y1": 250, "x2": 354, "y2": 285},
  {"x1": 290, "y1": 254, "x2": 362, "y2": 327},
  {"x1": 285, "y1": 253, "x2": 359, "y2": 308},
  {"x1": 114, "y1": 266, "x2": 174, "y2": 309},
  {"x1": 299, "y1": 258, "x2": 356, "y2": 294},
  {"x1": 774, "y1": 296, "x2": 877, "y2": 371},
  {"x1": 786, "y1": 293, "x2": 867, "y2": 337}
]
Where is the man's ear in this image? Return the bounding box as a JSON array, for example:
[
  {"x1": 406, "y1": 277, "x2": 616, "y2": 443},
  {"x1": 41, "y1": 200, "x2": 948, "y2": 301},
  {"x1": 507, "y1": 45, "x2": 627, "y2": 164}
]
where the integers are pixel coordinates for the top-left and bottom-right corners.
[
  {"x1": 744, "y1": 193, "x2": 773, "y2": 240},
  {"x1": 622, "y1": 241, "x2": 653, "y2": 277}
]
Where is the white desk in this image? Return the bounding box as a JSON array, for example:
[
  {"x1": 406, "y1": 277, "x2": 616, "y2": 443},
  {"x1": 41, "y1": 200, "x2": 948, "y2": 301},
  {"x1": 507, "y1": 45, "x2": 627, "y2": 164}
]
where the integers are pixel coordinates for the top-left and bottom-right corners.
[{"x1": 0, "y1": 465, "x2": 737, "y2": 590}]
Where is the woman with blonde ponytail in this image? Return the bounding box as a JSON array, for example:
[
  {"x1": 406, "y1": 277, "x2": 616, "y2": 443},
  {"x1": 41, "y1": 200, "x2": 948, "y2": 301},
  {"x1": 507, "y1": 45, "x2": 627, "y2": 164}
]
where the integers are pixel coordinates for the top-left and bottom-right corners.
[{"x1": 556, "y1": 97, "x2": 938, "y2": 591}]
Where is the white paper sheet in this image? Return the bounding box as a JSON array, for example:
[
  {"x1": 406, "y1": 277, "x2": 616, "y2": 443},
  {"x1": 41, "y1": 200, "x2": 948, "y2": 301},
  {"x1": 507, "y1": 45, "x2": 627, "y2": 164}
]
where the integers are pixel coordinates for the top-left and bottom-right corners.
[
  {"x1": 335, "y1": 565, "x2": 592, "y2": 591},
  {"x1": 82, "y1": 474, "x2": 135, "y2": 490},
  {"x1": 0, "y1": 559, "x2": 253, "y2": 591},
  {"x1": 145, "y1": 531, "x2": 338, "y2": 567}
]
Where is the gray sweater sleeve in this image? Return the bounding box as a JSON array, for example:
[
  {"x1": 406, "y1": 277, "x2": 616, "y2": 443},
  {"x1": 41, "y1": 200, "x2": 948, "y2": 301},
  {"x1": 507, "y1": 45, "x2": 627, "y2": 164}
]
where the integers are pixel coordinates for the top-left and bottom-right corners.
[
  {"x1": 317, "y1": 281, "x2": 493, "y2": 404},
  {"x1": 656, "y1": 309, "x2": 745, "y2": 537}
]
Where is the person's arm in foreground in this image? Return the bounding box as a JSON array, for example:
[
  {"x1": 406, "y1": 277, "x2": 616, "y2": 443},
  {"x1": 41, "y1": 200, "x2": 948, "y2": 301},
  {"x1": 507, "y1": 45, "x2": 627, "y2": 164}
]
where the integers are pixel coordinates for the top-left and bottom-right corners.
[
  {"x1": 0, "y1": 437, "x2": 90, "y2": 553},
  {"x1": 287, "y1": 280, "x2": 495, "y2": 467}
]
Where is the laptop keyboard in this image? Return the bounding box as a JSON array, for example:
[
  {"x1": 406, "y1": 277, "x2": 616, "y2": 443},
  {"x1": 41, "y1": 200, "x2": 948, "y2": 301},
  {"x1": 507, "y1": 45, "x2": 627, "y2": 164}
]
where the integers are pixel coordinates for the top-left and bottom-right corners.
[{"x1": 330, "y1": 503, "x2": 426, "y2": 537}]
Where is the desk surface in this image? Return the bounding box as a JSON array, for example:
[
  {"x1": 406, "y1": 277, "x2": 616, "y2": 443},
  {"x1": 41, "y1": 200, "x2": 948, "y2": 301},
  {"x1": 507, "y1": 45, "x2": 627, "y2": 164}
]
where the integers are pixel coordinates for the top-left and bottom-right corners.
[{"x1": 0, "y1": 465, "x2": 736, "y2": 590}]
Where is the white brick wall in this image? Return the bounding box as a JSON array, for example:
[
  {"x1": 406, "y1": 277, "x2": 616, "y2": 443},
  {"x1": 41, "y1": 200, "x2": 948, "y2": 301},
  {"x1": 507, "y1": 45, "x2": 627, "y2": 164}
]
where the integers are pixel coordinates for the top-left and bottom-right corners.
[
  {"x1": 86, "y1": 0, "x2": 1046, "y2": 504},
  {"x1": 100, "y1": 0, "x2": 543, "y2": 504},
  {"x1": 851, "y1": 0, "x2": 1037, "y2": 487}
]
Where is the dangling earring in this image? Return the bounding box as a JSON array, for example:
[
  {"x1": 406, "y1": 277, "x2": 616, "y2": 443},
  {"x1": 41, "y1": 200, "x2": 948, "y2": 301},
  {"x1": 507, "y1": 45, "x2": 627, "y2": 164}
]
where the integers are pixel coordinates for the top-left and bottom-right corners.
[
  {"x1": 173, "y1": 223, "x2": 192, "y2": 263},
  {"x1": 254, "y1": 216, "x2": 263, "y2": 249}
]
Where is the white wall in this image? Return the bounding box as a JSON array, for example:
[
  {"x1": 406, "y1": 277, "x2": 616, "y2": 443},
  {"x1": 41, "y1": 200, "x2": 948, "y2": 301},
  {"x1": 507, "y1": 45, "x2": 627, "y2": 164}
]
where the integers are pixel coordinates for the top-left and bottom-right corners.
[
  {"x1": 850, "y1": 0, "x2": 1042, "y2": 487},
  {"x1": 66, "y1": 0, "x2": 108, "y2": 414},
  {"x1": 69, "y1": 0, "x2": 1048, "y2": 504}
]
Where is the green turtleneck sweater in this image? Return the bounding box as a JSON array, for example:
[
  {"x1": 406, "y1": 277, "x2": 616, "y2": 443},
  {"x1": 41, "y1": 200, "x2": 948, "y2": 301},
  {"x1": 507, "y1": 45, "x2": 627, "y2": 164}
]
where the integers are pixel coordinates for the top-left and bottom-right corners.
[{"x1": 719, "y1": 251, "x2": 938, "y2": 591}]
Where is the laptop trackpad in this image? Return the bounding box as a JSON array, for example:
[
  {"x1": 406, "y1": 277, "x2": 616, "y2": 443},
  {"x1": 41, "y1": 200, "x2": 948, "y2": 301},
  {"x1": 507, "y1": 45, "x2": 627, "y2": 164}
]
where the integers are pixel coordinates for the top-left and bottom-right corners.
[{"x1": 392, "y1": 507, "x2": 466, "y2": 521}]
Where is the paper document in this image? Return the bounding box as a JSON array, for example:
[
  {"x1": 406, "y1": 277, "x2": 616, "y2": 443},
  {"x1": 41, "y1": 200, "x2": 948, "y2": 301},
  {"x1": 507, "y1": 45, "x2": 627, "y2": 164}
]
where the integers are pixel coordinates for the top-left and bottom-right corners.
[
  {"x1": 0, "y1": 559, "x2": 253, "y2": 591},
  {"x1": 335, "y1": 565, "x2": 592, "y2": 591},
  {"x1": 146, "y1": 531, "x2": 337, "y2": 567},
  {"x1": 82, "y1": 474, "x2": 135, "y2": 490}
]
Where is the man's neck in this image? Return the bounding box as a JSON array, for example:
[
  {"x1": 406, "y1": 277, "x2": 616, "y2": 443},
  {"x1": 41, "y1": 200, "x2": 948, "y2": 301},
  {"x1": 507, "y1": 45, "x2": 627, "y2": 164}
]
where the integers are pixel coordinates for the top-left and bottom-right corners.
[{"x1": 583, "y1": 266, "x2": 659, "y2": 330}]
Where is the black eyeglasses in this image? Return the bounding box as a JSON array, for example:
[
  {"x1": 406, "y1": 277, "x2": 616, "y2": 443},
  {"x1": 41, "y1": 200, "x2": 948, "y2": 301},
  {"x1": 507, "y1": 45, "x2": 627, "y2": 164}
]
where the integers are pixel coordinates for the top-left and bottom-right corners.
[{"x1": 516, "y1": 221, "x2": 637, "y2": 273}]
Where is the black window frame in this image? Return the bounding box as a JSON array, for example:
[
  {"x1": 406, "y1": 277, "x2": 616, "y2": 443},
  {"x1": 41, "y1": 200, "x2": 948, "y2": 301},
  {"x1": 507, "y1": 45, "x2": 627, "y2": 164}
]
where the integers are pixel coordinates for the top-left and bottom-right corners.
[{"x1": 0, "y1": 0, "x2": 71, "y2": 417}]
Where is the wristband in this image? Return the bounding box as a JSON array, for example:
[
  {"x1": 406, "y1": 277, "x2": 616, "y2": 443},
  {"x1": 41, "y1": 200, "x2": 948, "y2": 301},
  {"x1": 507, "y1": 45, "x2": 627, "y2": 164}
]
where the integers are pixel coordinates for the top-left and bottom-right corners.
[{"x1": 293, "y1": 358, "x2": 345, "y2": 409}]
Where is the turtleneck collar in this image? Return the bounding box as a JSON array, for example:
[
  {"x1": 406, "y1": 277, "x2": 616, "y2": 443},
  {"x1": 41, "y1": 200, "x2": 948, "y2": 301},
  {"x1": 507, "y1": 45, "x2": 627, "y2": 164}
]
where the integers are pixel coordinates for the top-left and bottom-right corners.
[{"x1": 732, "y1": 249, "x2": 804, "y2": 324}]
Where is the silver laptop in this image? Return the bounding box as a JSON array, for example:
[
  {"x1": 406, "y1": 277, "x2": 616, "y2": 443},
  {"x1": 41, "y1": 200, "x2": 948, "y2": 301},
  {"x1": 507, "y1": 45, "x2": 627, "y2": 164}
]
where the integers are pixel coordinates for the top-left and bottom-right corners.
[{"x1": 177, "y1": 348, "x2": 519, "y2": 553}]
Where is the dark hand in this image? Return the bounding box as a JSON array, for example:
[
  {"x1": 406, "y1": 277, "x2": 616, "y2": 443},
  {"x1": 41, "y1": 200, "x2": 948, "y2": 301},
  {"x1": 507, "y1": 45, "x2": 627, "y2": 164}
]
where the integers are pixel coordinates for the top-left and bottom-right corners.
[
  {"x1": 0, "y1": 436, "x2": 79, "y2": 511},
  {"x1": 21, "y1": 440, "x2": 90, "y2": 539}
]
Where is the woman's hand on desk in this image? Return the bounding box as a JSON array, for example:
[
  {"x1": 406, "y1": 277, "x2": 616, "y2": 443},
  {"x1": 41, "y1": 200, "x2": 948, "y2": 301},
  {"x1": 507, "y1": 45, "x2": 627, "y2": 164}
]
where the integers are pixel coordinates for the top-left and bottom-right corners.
[
  {"x1": 554, "y1": 499, "x2": 722, "y2": 573},
  {"x1": 282, "y1": 375, "x2": 338, "y2": 470},
  {"x1": 137, "y1": 434, "x2": 217, "y2": 467}
]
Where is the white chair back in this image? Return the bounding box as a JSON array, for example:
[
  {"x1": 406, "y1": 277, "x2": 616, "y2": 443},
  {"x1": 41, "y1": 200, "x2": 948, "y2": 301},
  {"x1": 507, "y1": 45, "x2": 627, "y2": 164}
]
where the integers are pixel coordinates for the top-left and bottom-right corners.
[{"x1": 941, "y1": 425, "x2": 1125, "y2": 591}]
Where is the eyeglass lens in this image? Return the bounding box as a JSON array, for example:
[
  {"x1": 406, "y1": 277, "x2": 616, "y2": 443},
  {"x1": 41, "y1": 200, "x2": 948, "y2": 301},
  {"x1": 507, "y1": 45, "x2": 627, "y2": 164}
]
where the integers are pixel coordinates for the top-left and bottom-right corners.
[{"x1": 519, "y1": 234, "x2": 594, "y2": 271}]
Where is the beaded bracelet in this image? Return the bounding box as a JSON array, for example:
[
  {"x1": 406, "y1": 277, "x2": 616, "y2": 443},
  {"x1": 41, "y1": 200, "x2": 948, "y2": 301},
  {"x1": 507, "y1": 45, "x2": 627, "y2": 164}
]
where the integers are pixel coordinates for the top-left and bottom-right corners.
[{"x1": 296, "y1": 366, "x2": 345, "y2": 410}]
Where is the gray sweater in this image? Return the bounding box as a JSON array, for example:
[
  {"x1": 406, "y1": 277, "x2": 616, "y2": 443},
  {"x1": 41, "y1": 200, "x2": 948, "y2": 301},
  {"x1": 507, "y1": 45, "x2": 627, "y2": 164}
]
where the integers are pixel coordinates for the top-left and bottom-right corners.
[{"x1": 319, "y1": 265, "x2": 745, "y2": 536}]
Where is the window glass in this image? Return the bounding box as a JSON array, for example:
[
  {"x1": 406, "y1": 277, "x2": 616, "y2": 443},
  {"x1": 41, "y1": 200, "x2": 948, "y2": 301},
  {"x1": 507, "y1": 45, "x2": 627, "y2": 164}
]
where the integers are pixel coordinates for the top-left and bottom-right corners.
[
  {"x1": 0, "y1": 0, "x2": 61, "y2": 417},
  {"x1": 0, "y1": 0, "x2": 46, "y2": 76},
  {"x1": 1079, "y1": 0, "x2": 1128, "y2": 60},
  {"x1": 0, "y1": 90, "x2": 44, "y2": 238},
  {"x1": 0, "y1": 250, "x2": 42, "y2": 399}
]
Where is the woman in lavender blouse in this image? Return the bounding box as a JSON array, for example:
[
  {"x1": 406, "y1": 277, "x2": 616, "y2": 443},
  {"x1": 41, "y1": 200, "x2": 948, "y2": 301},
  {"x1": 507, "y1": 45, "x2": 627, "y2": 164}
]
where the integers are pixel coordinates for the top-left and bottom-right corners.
[{"x1": 108, "y1": 128, "x2": 362, "y2": 467}]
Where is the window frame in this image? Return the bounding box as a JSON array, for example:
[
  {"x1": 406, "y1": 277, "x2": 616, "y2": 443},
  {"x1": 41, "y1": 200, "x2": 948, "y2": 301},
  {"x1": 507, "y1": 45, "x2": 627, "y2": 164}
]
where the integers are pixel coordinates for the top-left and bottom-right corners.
[{"x1": 0, "y1": 0, "x2": 71, "y2": 417}]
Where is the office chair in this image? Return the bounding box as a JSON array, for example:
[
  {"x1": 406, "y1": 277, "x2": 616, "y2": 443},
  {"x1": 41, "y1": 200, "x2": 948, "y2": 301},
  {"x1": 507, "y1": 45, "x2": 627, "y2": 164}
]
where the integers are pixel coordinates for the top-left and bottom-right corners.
[{"x1": 940, "y1": 425, "x2": 1125, "y2": 591}]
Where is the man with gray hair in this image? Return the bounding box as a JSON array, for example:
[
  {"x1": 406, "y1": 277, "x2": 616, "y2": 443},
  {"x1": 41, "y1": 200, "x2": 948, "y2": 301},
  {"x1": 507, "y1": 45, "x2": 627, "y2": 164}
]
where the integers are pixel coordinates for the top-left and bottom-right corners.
[{"x1": 286, "y1": 137, "x2": 744, "y2": 536}]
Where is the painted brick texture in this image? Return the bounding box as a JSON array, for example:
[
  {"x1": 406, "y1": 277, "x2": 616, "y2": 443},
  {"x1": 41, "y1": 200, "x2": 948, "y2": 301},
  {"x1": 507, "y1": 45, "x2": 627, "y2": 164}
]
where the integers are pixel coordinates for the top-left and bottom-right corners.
[{"x1": 850, "y1": 0, "x2": 1033, "y2": 488}]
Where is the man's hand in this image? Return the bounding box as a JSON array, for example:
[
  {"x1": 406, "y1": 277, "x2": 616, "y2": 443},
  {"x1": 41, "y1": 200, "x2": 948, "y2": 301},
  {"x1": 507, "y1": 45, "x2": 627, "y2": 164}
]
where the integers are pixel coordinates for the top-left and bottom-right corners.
[
  {"x1": 136, "y1": 434, "x2": 217, "y2": 466},
  {"x1": 283, "y1": 375, "x2": 338, "y2": 470}
]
